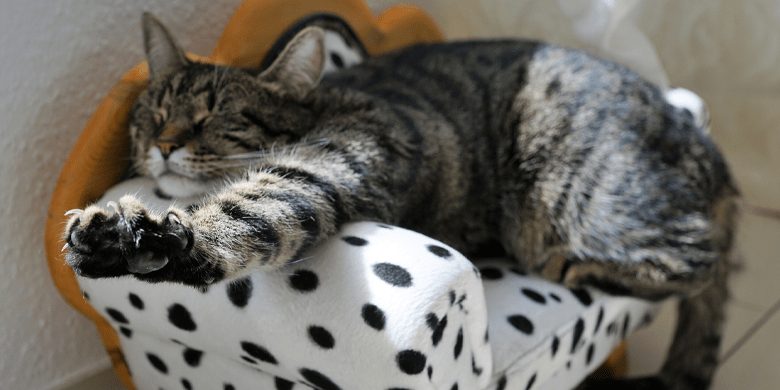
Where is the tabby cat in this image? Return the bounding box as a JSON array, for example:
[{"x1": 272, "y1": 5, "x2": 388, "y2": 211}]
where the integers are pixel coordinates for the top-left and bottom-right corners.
[{"x1": 64, "y1": 14, "x2": 739, "y2": 390}]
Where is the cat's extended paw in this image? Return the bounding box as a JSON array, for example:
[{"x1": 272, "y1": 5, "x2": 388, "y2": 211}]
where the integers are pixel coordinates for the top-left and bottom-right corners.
[{"x1": 63, "y1": 195, "x2": 193, "y2": 279}]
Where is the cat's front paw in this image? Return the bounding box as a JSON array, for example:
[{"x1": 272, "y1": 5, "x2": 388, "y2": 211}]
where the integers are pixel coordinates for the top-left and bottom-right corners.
[{"x1": 63, "y1": 195, "x2": 193, "y2": 280}]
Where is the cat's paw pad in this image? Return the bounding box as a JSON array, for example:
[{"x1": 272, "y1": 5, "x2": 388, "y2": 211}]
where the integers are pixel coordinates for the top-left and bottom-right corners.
[{"x1": 64, "y1": 195, "x2": 193, "y2": 279}]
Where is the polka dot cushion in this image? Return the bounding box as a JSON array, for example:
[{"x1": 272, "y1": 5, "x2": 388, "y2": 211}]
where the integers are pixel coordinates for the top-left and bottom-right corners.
[{"x1": 77, "y1": 178, "x2": 659, "y2": 390}]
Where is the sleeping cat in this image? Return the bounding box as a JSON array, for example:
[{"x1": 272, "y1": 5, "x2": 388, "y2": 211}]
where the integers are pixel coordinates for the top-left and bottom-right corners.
[{"x1": 64, "y1": 13, "x2": 738, "y2": 390}]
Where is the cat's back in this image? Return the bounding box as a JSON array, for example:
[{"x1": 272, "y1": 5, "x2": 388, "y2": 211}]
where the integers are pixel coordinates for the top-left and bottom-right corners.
[{"x1": 321, "y1": 39, "x2": 667, "y2": 133}]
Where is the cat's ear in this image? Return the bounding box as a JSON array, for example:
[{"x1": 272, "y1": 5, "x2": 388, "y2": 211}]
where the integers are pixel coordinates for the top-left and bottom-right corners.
[
  {"x1": 142, "y1": 13, "x2": 188, "y2": 80},
  {"x1": 259, "y1": 27, "x2": 326, "y2": 100}
]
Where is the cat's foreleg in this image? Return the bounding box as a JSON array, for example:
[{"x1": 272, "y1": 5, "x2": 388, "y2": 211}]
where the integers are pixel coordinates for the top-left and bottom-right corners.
[
  {"x1": 64, "y1": 145, "x2": 394, "y2": 286},
  {"x1": 65, "y1": 169, "x2": 345, "y2": 286}
]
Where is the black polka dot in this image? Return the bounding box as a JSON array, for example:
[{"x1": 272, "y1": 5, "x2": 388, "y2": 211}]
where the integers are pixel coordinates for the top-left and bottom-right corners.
[
  {"x1": 454, "y1": 327, "x2": 463, "y2": 359},
  {"x1": 181, "y1": 378, "x2": 192, "y2": 390},
  {"x1": 361, "y1": 303, "x2": 386, "y2": 330},
  {"x1": 586, "y1": 343, "x2": 595, "y2": 365},
  {"x1": 521, "y1": 288, "x2": 546, "y2": 304},
  {"x1": 641, "y1": 311, "x2": 654, "y2": 326},
  {"x1": 105, "y1": 308, "x2": 129, "y2": 324},
  {"x1": 227, "y1": 277, "x2": 253, "y2": 308},
  {"x1": 621, "y1": 313, "x2": 631, "y2": 339},
  {"x1": 431, "y1": 315, "x2": 448, "y2": 346},
  {"x1": 82, "y1": 291, "x2": 90, "y2": 301},
  {"x1": 275, "y1": 376, "x2": 294, "y2": 390},
  {"x1": 551, "y1": 335, "x2": 560, "y2": 357},
  {"x1": 119, "y1": 327, "x2": 132, "y2": 338},
  {"x1": 224, "y1": 384, "x2": 235, "y2": 390},
  {"x1": 426, "y1": 312, "x2": 439, "y2": 330},
  {"x1": 448, "y1": 290, "x2": 456, "y2": 306},
  {"x1": 373, "y1": 263, "x2": 412, "y2": 287},
  {"x1": 606, "y1": 322, "x2": 617, "y2": 336},
  {"x1": 571, "y1": 318, "x2": 585, "y2": 353},
  {"x1": 428, "y1": 365, "x2": 433, "y2": 380},
  {"x1": 396, "y1": 350, "x2": 427, "y2": 374},
  {"x1": 330, "y1": 52, "x2": 345, "y2": 68},
  {"x1": 299, "y1": 368, "x2": 342, "y2": 390},
  {"x1": 525, "y1": 373, "x2": 537, "y2": 390},
  {"x1": 507, "y1": 315, "x2": 534, "y2": 335},
  {"x1": 549, "y1": 293, "x2": 562, "y2": 302},
  {"x1": 594, "y1": 306, "x2": 605, "y2": 334},
  {"x1": 183, "y1": 348, "x2": 203, "y2": 367},
  {"x1": 241, "y1": 356, "x2": 257, "y2": 364},
  {"x1": 240, "y1": 341, "x2": 278, "y2": 364},
  {"x1": 484, "y1": 328, "x2": 489, "y2": 343},
  {"x1": 427, "y1": 244, "x2": 452, "y2": 259},
  {"x1": 566, "y1": 361, "x2": 572, "y2": 369},
  {"x1": 479, "y1": 267, "x2": 503, "y2": 280},
  {"x1": 289, "y1": 269, "x2": 319, "y2": 292},
  {"x1": 146, "y1": 353, "x2": 168, "y2": 374},
  {"x1": 456, "y1": 294, "x2": 467, "y2": 307},
  {"x1": 342, "y1": 236, "x2": 368, "y2": 246},
  {"x1": 128, "y1": 293, "x2": 144, "y2": 310},
  {"x1": 496, "y1": 375, "x2": 507, "y2": 390},
  {"x1": 168, "y1": 304, "x2": 197, "y2": 331},
  {"x1": 471, "y1": 353, "x2": 483, "y2": 376},
  {"x1": 450, "y1": 384, "x2": 458, "y2": 390},
  {"x1": 376, "y1": 224, "x2": 393, "y2": 229},
  {"x1": 308, "y1": 326, "x2": 335, "y2": 349},
  {"x1": 570, "y1": 288, "x2": 593, "y2": 306}
]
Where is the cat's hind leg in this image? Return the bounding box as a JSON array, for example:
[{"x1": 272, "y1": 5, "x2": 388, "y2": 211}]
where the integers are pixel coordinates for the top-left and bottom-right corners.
[{"x1": 532, "y1": 193, "x2": 739, "y2": 390}]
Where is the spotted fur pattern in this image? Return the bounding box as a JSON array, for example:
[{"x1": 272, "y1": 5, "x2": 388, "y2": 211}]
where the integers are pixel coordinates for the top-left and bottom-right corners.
[{"x1": 64, "y1": 14, "x2": 739, "y2": 390}]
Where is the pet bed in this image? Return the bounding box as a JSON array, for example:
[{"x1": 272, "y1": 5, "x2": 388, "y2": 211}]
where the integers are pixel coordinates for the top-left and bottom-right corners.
[{"x1": 44, "y1": 1, "x2": 659, "y2": 389}]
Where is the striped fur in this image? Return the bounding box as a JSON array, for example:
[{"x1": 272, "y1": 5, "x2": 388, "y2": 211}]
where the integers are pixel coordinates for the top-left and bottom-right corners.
[{"x1": 65, "y1": 15, "x2": 739, "y2": 390}]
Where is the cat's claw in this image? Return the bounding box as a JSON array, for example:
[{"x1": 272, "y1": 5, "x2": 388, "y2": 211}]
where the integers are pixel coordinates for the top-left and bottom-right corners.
[
  {"x1": 167, "y1": 213, "x2": 181, "y2": 225},
  {"x1": 63, "y1": 196, "x2": 194, "y2": 281},
  {"x1": 69, "y1": 231, "x2": 83, "y2": 250},
  {"x1": 106, "y1": 201, "x2": 120, "y2": 215},
  {"x1": 64, "y1": 209, "x2": 83, "y2": 216}
]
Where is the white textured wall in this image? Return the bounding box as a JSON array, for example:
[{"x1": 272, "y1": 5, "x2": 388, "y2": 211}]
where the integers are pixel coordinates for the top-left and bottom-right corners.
[
  {"x1": 2, "y1": 0, "x2": 777, "y2": 389},
  {"x1": 0, "y1": 1, "x2": 243, "y2": 389}
]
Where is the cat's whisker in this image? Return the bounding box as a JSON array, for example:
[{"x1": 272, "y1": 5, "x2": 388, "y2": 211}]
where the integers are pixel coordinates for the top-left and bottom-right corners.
[
  {"x1": 217, "y1": 65, "x2": 229, "y2": 90},
  {"x1": 223, "y1": 151, "x2": 270, "y2": 160},
  {"x1": 213, "y1": 64, "x2": 219, "y2": 90},
  {"x1": 236, "y1": 83, "x2": 250, "y2": 98},
  {"x1": 286, "y1": 256, "x2": 314, "y2": 265}
]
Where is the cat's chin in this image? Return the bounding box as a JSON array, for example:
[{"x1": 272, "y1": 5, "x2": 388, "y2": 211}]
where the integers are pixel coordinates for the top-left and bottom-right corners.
[{"x1": 155, "y1": 174, "x2": 216, "y2": 199}]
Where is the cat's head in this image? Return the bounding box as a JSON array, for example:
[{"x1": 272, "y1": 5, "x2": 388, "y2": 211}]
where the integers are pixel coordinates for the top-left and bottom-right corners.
[{"x1": 129, "y1": 13, "x2": 327, "y2": 197}]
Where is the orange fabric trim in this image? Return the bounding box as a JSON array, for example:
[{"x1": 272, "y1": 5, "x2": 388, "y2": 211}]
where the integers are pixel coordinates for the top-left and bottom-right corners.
[{"x1": 44, "y1": 1, "x2": 442, "y2": 388}]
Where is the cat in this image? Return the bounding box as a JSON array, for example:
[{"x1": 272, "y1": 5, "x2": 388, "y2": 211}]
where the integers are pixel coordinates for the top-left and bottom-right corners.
[{"x1": 64, "y1": 13, "x2": 739, "y2": 390}]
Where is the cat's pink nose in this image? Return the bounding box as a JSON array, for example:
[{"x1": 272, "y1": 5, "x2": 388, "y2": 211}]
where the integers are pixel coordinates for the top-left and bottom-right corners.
[
  {"x1": 156, "y1": 142, "x2": 180, "y2": 158},
  {"x1": 156, "y1": 123, "x2": 185, "y2": 158}
]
